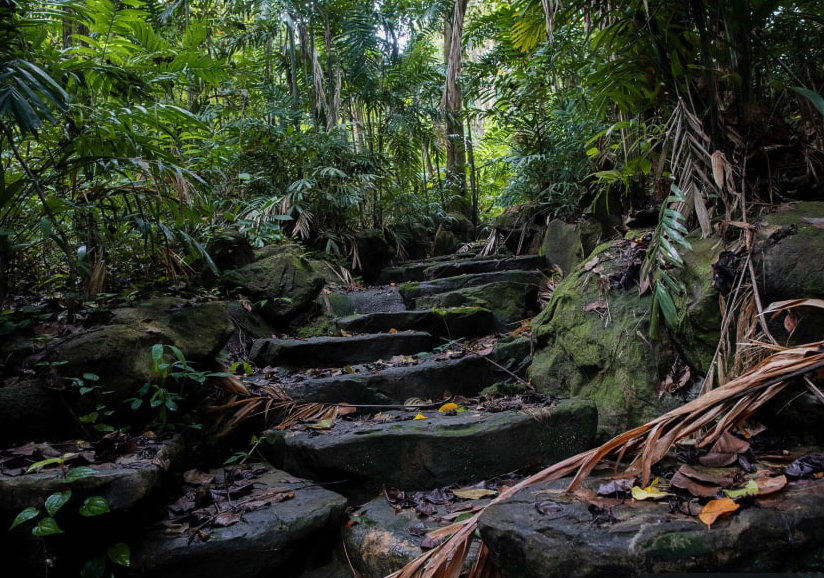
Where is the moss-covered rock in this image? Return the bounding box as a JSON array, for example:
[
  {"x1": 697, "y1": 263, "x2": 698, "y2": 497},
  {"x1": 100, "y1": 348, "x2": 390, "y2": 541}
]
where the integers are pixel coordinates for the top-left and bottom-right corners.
[
  {"x1": 529, "y1": 241, "x2": 676, "y2": 440},
  {"x1": 222, "y1": 244, "x2": 324, "y2": 328}
]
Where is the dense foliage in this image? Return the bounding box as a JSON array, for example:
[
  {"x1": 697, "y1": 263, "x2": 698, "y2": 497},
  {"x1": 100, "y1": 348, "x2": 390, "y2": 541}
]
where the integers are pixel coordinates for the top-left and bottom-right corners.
[{"x1": 1, "y1": 0, "x2": 822, "y2": 304}]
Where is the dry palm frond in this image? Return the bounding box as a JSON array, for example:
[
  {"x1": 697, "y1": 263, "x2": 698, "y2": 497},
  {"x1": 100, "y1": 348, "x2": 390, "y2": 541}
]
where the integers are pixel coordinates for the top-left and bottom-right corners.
[
  {"x1": 479, "y1": 229, "x2": 499, "y2": 257},
  {"x1": 207, "y1": 381, "x2": 355, "y2": 438},
  {"x1": 389, "y1": 338, "x2": 824, "y2": 578}
]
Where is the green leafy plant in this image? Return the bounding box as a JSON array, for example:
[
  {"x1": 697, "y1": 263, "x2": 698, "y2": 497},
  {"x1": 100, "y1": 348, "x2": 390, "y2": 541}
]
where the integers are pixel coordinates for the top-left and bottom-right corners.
[
  {"x1": 128, "y1": 344, "x2": 228, "y2": 430},
  {"x1": 9, "y1": 462, "x2": 130, "y2": 576},
  {"x1": 639, "y1": 183, "x2": 692, "y2": 339}
]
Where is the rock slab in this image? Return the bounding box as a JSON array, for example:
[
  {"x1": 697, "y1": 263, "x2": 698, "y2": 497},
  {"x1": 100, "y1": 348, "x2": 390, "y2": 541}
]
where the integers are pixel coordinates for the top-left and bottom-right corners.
[
  {"x1": 479, "y1": 475, "x2": 824, "y2": 577},
  {"x1": 134, "y1": 465, "x2": 347, "y2": 578}
]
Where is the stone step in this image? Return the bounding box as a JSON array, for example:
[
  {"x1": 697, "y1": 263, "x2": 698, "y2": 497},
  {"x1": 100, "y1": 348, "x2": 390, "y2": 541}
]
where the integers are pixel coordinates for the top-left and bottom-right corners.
[
  {"x1": 276, "y1": 353, "x2": 511, "y2": 406},
  {"x1": 478, "y1": 466, "x2": 824, "y2": 578},
  {"x1": 322, "y1": 285, "x2": 406, "y2": 317},
  {"x1": 334, "y1": 307, "x2": 496, "y2": 339},
  {"x1": 422, "y1": 254, "x2": 547, "y2": 280},
  {"x1": 250, "y1": 331, "x2": 439, "y2": 369},
  {"x1": 379, "y1": 252, "x2": 482, "y2": 284},
  {"x1": 133, "y1": 464, "x2": 347, "y2": 578},
  {"x1": 262, "y1": 399, "x2": 597, "y2": 499},
  {"x1": 398, "y1": 270, "x2": 546, "y2": 304},
  {"x1": 416, "y1": 282, "x2": 540, "y2": 330}
]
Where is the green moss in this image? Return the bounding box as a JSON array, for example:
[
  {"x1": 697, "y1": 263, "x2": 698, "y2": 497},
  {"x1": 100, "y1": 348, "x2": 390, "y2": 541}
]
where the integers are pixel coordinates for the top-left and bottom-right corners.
[{"x1": 646, "y1": 532, "x2": 709, "y2": 561}]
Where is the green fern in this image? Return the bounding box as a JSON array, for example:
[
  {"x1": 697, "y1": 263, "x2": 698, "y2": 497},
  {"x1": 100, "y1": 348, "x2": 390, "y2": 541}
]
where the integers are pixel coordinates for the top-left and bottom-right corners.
[{"x1": 640, "y1": 183, "x2": 692, "y2": 339}]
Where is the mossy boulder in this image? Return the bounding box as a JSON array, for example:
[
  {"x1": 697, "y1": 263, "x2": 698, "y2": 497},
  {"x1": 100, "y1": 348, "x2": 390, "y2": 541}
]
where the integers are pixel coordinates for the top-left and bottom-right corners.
[
  {"x1": 529, "y1": 241, "x2": 676, "y2": 440},
  {"x1": 222, "y1": 244, "x2": 324, "y2": 328}
]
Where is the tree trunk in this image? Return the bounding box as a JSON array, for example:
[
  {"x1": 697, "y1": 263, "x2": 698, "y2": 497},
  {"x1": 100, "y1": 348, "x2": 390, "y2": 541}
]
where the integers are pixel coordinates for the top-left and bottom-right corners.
[{"x1": 442, "y1": 0, "x2": 469, "y2": 218}]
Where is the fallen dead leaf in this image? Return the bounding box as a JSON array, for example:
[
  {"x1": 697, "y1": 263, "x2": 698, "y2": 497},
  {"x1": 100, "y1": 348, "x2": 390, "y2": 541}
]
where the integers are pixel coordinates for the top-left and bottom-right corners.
[
  {"x1": 183, "y1": 469, "x2": 215, "y2": 486},
  {"x1": 438, "y1": 402, "x2": 459, "y2": 413},
  {"x1": 451, "y1": 488, "x2": 497, "y2": 500},
  {"x1": 413, "y1": 413, "x2": 428, "y2": 420},
  {"x1": 213, "y1": 512, "x2": 242, "y2": 527},
  {"x1": 755, "y1": 474, "x2": 787, "y2": 496},
  {"x1": 698, "y1": 497, "x2": 739, "y2": 529}
]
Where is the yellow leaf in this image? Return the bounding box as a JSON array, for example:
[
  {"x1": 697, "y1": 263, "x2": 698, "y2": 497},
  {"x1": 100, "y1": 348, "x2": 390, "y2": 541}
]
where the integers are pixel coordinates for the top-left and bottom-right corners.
[
  {"x1": 631, "y1": 484, "x2": 673, "y2": 501},
  {"x1": 452, "y1": 488, "x2": 498, "y2": 500},
  {"x1": 305, "y1": 418, "x2": 336, "y2": 430},
  {"x1": 722, "y1": 479, "x2": 758, "y2": 499},
  {"x1": 344, "y1": 365, "x2": 355, "y2": 374},
  {"x1": 413, "y1": 413, "x2": 428, "y2": 420},
  {"x1": 698, "y1": 497, "x2": 739, "y2": 529},
  {"x1": 438, "y1": 402, "x2": 459, "y2": 412}
]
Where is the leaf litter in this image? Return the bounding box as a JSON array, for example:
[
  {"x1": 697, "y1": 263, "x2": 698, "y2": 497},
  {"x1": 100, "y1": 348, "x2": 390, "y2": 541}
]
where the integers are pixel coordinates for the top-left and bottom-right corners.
[{"x1": 159, "y1": 464, "x2": 296, "y2": 542}]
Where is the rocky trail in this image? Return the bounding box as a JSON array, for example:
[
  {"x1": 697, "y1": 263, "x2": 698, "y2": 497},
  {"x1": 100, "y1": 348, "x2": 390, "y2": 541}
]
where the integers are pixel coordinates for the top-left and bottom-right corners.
[{"x1": 4, "y1": 206, "x2": 824, "y2": 577}]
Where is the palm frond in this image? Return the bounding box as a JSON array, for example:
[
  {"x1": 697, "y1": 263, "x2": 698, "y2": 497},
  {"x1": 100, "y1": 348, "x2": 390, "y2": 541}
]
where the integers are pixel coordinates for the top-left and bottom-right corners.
[{"x1": 390, "y1": 334, "x2": 824, "y2": 578}]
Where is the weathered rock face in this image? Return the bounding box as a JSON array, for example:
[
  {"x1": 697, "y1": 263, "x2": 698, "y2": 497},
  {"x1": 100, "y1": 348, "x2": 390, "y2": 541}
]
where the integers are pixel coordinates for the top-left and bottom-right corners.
[
  {"x1": 2, "y1": 434, "x2": 185, "y2": 577},
  {"x1": 353, "y1": 230, "x2": 393, "y2": 284},
  {"x1": 0, "y1": 298, "x2": 234, "y2": 444},
  {"x1": 222, "y1": 244, "x2": 325, "y2": 328},
  {"x1": 479, "y1": 472, "x2": 824, "y2": 578},
  {"x1": 541, "y1": 219, "x2": 585, "y2": 275},
  {"x1": 264, "y1": 400, "x2": 597, "y2": 499},
  {"x1": 751, "y1": 201, "x2": 824, "y2": 344},
  {"x1": 530, "y1": 241, "x2": 676, "y2": 440},
  {"x1": 133, "y1": 464, "x2": 347, "y2": 578}
]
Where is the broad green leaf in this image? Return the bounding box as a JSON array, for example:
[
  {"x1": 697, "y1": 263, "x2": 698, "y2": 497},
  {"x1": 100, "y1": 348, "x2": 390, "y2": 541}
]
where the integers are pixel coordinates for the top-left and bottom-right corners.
[
  {"x1": 790, "y1": 86, "x2": 824, "y2": 120},
  {"x1": 45, "y1": 490, "x2": 72, "y2": 516},
  {"x1": 80, "y1": 557, "x2": 106, "y2": 578},
  {"x1": 27, "y1": 453, "x2": 76, "y2": 473},
  {"x1": 79, "y1": 496, "x2": 110, "y2": 517},
  {"x1": 107, "y1": 543, "x2": 131, "y2": 567},
  {"x1": 64, "y1": 466, "x2": 97, "y2": 482},
  {"x1": 10, "y1": 507, "x2": 39, "y2": 530},
  {"x1": 150, "y1": 343, "x2": 165, "y2": 366},
  {"x1": 32, "y1": 517, "x2": 63, "y2": 536}
]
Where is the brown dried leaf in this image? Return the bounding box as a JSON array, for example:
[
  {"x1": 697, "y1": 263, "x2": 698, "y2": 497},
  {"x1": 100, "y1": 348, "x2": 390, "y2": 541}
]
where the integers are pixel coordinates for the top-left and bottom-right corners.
[
  {"x1": 213, "y1": 511, "x2": 242, "y2": 527},
  {"x1": 755, "y1": 474, "x2": 787, "y2": 496},
  {"x1": 698, "y1": 497, "x2": 738, "y2": 529},
  {"x1": 584, "y1": 300, "x2": 607, "y2": 312},
  {"x1": 784, "y1": 310, "x2": 797, "y2": 333},
  {"x1": 669, "y1": 471, "x2": 721, "y2": 498},
  {"x1": 183, "y1": 469, "x2": 215, "y2": 486},
  {"x1": 596, "y1": 478, "x2": 634, "y2": 495}
]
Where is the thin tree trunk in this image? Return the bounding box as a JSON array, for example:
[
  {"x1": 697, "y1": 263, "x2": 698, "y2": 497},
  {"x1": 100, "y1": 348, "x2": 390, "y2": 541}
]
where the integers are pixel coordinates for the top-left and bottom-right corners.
[{"x1": 442, "y1": 0, "x2": 469, "y2": 217}]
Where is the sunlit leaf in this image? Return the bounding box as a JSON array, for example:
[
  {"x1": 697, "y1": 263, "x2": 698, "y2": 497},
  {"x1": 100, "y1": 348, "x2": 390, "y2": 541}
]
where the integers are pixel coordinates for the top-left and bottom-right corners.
[
  {"x1": 305, "y1": 418, "x2": 335, "y2": 429},
  {"x1": 698, "y1": 497, "x2": 739, "y2": 528},
  {"x1": 413, "y1": 413, "x2": 428, "y2": 420},
  {"x1": 722, "y1": 479, "x2": 758, "y2": 499},
  {"x1": 631, "y1": 484, "x2": 673, "y2": 500},
  {"x1": 438, "y1": 402, "x2": 459, "y2": 412}
]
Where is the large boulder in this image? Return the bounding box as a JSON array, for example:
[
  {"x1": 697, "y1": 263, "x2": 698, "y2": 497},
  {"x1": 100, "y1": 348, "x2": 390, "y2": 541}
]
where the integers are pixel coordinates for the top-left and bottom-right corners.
[
  {"x1": 0, "y1": 298, "x2": 234, "y2": 444},
  {"x1": 751, "y1": 201, "x2": 824, "y2": 344},
  {"x1": 222, "y1": 244, "x2": 325, "y2": 328},
  {"x1": 529, "y1": 235, "x2": 723, "y2": 441}
]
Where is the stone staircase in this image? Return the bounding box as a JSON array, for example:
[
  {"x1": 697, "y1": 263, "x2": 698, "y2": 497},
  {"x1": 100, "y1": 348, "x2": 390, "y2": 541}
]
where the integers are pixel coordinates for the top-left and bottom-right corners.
[{"x1": 232, "y1": 249, "x2": 599, "y2": 576}]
